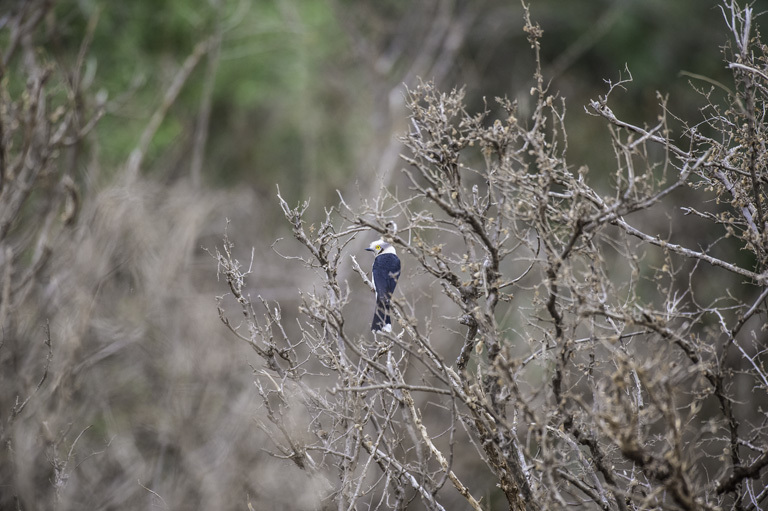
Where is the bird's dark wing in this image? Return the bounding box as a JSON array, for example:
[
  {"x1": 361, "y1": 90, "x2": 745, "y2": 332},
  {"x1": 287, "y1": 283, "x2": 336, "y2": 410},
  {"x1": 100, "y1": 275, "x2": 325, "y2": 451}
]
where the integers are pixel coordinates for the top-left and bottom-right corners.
[
  {"x1": 373, "y1": 254, "x2": 400, "y2": 297},
  {"x1": 371, "y1": 254, "x2": 401, "y2": 331}
]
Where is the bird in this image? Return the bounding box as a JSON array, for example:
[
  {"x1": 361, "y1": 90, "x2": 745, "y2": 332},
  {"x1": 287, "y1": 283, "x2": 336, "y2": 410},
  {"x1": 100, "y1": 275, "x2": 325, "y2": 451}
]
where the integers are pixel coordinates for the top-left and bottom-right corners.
[{"x1": 365, "y1": 238, "x2": 401, "y2": 333}]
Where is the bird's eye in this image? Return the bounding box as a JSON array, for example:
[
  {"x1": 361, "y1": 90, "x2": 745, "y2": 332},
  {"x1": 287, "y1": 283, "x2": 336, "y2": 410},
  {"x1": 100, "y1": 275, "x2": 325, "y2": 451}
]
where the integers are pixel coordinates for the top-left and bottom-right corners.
[{"x1": 376, "y1": 245, "x2": 381, "y2": 251}]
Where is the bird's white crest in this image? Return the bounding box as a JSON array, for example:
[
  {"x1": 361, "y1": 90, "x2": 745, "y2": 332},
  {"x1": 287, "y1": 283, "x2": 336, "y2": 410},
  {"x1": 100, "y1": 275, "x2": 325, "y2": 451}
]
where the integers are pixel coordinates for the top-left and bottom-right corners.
[{"x1": 367, "y1": 239, "x2": 397, "y2": 255}]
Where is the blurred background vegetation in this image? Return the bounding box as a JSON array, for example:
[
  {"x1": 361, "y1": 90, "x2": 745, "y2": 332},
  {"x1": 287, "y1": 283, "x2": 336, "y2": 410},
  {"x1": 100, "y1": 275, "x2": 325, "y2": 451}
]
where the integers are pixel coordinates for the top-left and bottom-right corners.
[
  {"x1": 45, "y1": 0, "x2": 728, "y2": 201},
  {"x1": 0, "y1": 0, "x2": 743, "y2": 508}
]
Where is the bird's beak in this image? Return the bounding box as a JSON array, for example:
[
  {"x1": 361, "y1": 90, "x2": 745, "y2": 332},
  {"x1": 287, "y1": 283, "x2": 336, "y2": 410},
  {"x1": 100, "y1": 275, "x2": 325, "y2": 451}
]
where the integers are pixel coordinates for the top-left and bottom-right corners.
[{"x1": 365, "y1": 247, "x2": 374, "y2": 252}]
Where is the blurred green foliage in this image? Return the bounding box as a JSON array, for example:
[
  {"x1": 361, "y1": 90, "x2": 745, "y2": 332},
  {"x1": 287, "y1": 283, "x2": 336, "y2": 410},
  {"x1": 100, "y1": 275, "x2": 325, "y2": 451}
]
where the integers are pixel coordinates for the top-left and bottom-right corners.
[{"x1": 29, "y1": 0, "x2": 730, "y2": 203}]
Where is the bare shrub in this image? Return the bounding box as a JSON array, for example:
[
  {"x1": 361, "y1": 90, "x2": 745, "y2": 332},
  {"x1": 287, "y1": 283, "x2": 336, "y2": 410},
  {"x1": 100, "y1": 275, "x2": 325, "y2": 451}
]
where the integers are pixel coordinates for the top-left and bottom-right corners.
[
  {"x1": 215, "y1": 2, "x2": 768, "y2": 509},
  {"x1": 1, "y1": 3, "x2": 103, "y2": 506},
  {"x1": 0, "y1": 3, "x2": 269, "y2": 509}
]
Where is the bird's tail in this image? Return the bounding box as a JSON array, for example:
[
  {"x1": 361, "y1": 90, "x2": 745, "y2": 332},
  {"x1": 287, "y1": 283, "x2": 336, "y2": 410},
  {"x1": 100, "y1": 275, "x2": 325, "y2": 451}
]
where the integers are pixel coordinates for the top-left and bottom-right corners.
[{"x1": 371, "y1": 297, "x2": 391, "y2": 332}]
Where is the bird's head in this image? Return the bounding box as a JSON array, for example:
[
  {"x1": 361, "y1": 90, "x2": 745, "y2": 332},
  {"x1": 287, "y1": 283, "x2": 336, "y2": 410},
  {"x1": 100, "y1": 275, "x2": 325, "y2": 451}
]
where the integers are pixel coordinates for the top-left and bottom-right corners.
[{"x1": 365, "y1": 239, "x2": 396, "y2": 256}]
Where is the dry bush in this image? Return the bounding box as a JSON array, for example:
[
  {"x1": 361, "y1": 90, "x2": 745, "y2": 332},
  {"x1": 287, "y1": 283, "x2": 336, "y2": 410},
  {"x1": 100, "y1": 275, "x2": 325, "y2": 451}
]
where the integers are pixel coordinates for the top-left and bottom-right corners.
[
  {"x1": 0, "y1": 3, "x2": 301, "y2": 509},
  {"x1": 215, "y1": 2, "x2": 768, "y2": 510}
]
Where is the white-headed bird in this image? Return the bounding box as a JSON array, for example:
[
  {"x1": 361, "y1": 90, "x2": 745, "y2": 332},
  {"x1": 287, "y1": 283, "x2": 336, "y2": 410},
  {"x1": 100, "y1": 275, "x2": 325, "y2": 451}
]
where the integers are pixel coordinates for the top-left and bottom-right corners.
[{"x1": 365, "y1": 239, "x2": 401, "y2": 333}]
